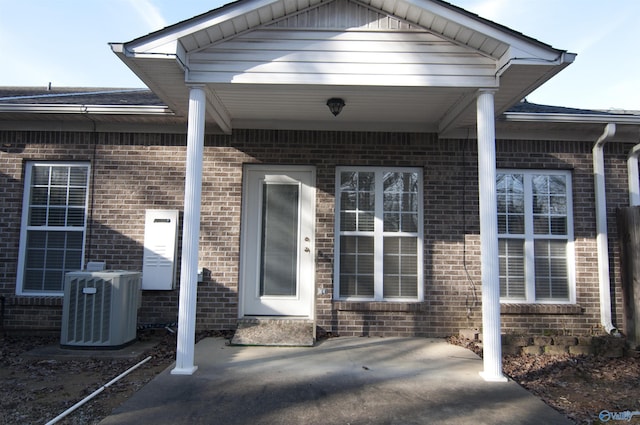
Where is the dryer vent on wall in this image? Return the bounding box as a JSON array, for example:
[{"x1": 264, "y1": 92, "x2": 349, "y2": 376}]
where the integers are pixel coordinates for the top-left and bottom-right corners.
[{"x1": 142, "y1": 210, "x2": 179, "y2": 290}]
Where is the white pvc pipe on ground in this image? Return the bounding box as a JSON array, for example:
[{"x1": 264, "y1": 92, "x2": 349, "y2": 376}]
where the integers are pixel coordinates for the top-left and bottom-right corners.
[{"x1": 45, "y1": 355, "x2": 152, "y2": 425}]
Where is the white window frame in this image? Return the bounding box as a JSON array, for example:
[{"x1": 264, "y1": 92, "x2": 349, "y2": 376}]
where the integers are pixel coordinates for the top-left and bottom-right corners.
[
  {"x1": 16, "y1": 161, "x2": 90, "y2": 296},
  {"x1": 498, "y1": 169, "x2": 576, "y2": 304},
  {"x1": 334, "y1": 166, "x2": 424, "y2": 302}
]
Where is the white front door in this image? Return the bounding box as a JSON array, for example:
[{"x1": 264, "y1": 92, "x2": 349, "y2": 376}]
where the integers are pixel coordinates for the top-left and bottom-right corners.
[{"x1": 239, "y1": 165, "x2": 315, "y2": 318}]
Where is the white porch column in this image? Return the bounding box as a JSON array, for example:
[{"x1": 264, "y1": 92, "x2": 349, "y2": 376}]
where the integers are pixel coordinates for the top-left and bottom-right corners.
[
  {"x1": 172, "y1": 85, "x2": 206, "y2": 375},
  {"x1": 476, "y1": 90, "x2": 507, "y2": 382}
]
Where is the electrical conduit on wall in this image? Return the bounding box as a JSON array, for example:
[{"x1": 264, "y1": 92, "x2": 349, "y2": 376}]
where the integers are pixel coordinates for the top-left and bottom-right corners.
[{"x1": 592, "y1": 123, "x2": 618, "y2": 334}]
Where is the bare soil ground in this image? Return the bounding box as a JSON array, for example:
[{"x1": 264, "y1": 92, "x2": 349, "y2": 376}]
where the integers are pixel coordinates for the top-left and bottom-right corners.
[
  {"x1": 1, "y1": 332, "x2": 639, "y2": 424},
  {"x1": 450, "y1": 336, "x2": 640, "y2": 425},
  {"x1": 0, "y1": 330, "x2": 227, "y2": 425}
]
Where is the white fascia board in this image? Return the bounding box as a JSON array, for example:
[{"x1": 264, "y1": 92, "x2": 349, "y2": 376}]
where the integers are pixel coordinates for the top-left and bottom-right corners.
[
  {"x1": 0, "y1": 104, "x2": 174, "y2": 116},
  {"x1": 122, "y1": 0, "x2": 284, "y2": 54},
  {"x1": 401, "y1": 0, "x2": 569, "y2": 57},
  {"x1": 504, "y1": 112, "x2": 640, "y2": 125},
  {"x1": 496, "y1": 46, "x2": 576, "y2": 77}
]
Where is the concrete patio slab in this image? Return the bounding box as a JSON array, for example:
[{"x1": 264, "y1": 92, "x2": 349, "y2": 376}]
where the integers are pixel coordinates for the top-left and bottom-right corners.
[{"x1": 99, "y1": 337, "x2": 572, "y2": 425}]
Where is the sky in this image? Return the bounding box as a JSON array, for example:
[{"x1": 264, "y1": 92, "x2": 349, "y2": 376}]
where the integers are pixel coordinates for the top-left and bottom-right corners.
[{"x1": 0, "y1": 0, "x2": 638, "y2": 111}]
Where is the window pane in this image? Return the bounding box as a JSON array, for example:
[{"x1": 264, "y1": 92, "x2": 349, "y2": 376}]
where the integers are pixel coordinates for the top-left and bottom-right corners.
[
  {"x1": 497, "y1": 174, "x2": 524, "y2": 235},
  {"x1": 68, "y1": 188, "x2": 86, "y2": 206},
  {"x1": 67, "y1": 208, "x2": 86, "y2": 227},
  {"x1": 25, "y1": 248, "x2": 45, "y2": 268},
  {"x1": 508, "y1": 215, "x2": 524, "y2": 234},
  {"x1": 43, "y1": 271, "x2": 64, "y2": 292},
  {"x1": 550, "y1": 217, "x2": 567, "y2": 235},
  {"x1": 358, "y1": 172, "x2": 375, "y2": 191},
  {"x1": 401, "y1": 213, "x2": 418, "y2": 233},
  {"x1": 340, "y1": 192, "x2": 356, "y2": 211},
  {"x1": 32, "y1": 166, "x2": 50, "y2": 186},
  {"x1": 534, "y1": 240, "x2": 569, "y2": 301},
  {"x1": 49, "y1": 187, "x2": 67, "y2": 206},
  {"x1": 383, "y1": 212, "x2": 399, "y2": 232},
  {"x1": 23, "y1": 230, "x2": 83, "y2": 292},
  {"x1": 341, "y1": 212, "x2": 356, "y2": 231},
  {"x1": 533, "y1": 174, "x2": 568, "y2": 236},
  {"x1": 550, "y1": 194, "x2": 567, "y2": 215},
  {"x1": 47, "y1": 231, "x2": 66, "y2": 249},
  {"x1": 340, "y1": 172, "x2": 358, "y2": 190},
  {"x1": 47, "y1": 208, "x2": 66, "y2": 226},
  {"x1": 45, "y1": 249, "x2": 65, "y2": 269},
  {"x1": 30, "y1": 187, "x2": 48, "y2": 205},
  {"x1": 383, "y1": 236, "x2": 418, "y2": 298},
  {"x1": 24, "y1": 269, "x2": 44, "y2": 292},
  {"x1": 29, "y1": 207, "x2": 47, "y2": 226},
  {"x1": 339, "y1": 171, "x2": 375, "y2": 232},
  {"x1": 69, "y1": 167, "x2": 88, "y2": 186},
  {"x1": 50, "y1": 166, "x2": 69, "y2": 185},
  {"x1": 499, "y1": 239, "x2": 525, "y2": 299},
  {"x1": 358, "y1": 212, "x2": 374, "y2": 232},
  {"x1": 383, "y1": 172, "x2": 419, "y2": 234},
  {"x1": 384, "y1": 192, "x2": 401, "y2": 212},
  {"x1": 27, "y1": 231, "x2": 47, "y2": 248},
  {"x1": 65, "y1": 249, "x2": 83, "y2": 268},
  {"x1": 340, "y1": 236, "x2": 375, "y2": 297},
  {"x1": 66, "y1": 232, "x2": 84, "y2": 250}
]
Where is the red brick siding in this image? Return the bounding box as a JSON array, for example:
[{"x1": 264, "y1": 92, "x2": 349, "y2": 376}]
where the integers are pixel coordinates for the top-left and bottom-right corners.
[{"x1": 0, "y1": 130, "x2": 633, "y2": 337}]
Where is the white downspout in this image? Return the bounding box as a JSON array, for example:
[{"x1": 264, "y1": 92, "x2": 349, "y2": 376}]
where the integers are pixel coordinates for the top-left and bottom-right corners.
[
  {"x1": 627, "y1": 143, "x2": 640, "y2": 207},
  {"x1": 592, "y1": 123, "x2": 618, "y2": 334}
]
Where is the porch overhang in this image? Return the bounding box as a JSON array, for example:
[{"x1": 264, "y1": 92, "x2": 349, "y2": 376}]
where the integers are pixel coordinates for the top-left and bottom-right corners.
[{"x1": 111, "y1": 0, "x2": 574, "y2": 136}]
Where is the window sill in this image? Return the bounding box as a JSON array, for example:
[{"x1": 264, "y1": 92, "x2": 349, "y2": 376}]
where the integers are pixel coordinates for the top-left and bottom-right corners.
[
  {"x1": 500, "y1": 303, "x2": 583, "y2": 315},
  {"x1": 333, "y1": 301, "x2": 425, "y2": 312},
  {"x1": 8, "y1": 296, "x2": 64, "y2": 307}
]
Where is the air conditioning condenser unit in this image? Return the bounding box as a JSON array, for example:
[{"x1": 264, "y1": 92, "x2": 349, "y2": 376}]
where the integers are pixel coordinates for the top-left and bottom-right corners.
[{"x1": 61, "y1": 270, "x2": 141, "y2": 349}]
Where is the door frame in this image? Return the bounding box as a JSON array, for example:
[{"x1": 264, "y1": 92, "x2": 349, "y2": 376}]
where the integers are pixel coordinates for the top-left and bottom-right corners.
[{"x1": 238, "y1": 164, "x2": 316, "y2": 319}]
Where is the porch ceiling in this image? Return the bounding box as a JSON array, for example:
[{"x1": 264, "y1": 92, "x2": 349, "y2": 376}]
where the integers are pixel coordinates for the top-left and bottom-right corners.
[{"x1": 111, "y1": 0, "x2": 575, "y2": 135}]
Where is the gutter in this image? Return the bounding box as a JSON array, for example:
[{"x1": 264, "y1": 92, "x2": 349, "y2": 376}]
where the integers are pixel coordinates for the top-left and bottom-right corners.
[
  {"x1": 503, "y1": 112, "x2": 640, "y2": 125},
  {"x1": 592, "y1": 123, "x2": 619, "y2": 335},
  {"x1": 0, "y1": 104, "x2": 174, "y2": 116}
]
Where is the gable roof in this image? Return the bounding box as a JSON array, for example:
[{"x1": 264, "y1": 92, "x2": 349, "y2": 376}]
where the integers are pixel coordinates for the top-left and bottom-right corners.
[{"x1": 110, "y1": 0, "x2": 575, "y2": 135}]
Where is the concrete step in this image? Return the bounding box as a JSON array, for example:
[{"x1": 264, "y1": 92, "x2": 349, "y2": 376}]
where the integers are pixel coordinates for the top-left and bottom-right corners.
[{"x1": 231, "y1": 318, "x2": 315, "y2": 347}]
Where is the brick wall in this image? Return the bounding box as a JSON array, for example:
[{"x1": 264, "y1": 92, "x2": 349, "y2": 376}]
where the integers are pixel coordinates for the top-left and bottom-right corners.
[{"x1": 0, "y1": 129, "x2": 633, "y2": 337}]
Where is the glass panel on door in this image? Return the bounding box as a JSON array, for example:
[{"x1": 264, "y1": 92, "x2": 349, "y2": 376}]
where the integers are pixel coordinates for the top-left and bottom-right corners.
[{"x1": 259, "y1": 183, "x2": 300, "y2": 297}]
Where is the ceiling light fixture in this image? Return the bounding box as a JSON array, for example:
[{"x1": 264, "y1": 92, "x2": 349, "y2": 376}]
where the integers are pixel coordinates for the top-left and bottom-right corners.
[{"x1": 326, "y1": 98, "x2": 345, "y2": 116}]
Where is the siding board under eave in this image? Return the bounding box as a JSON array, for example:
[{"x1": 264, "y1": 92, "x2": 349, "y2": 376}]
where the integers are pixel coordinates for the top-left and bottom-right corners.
[
  {"x1": 187, "y1": 29, "x2": 496, "y2": 87},
  {"x1": 187, "y1": 72, "x2": 495, "y2": 86}
]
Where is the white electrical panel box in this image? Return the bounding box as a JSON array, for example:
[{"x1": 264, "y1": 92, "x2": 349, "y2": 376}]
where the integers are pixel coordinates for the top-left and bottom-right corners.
[{"x1": 142, "y1": 209, "x2": 179, "y2": 290}]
